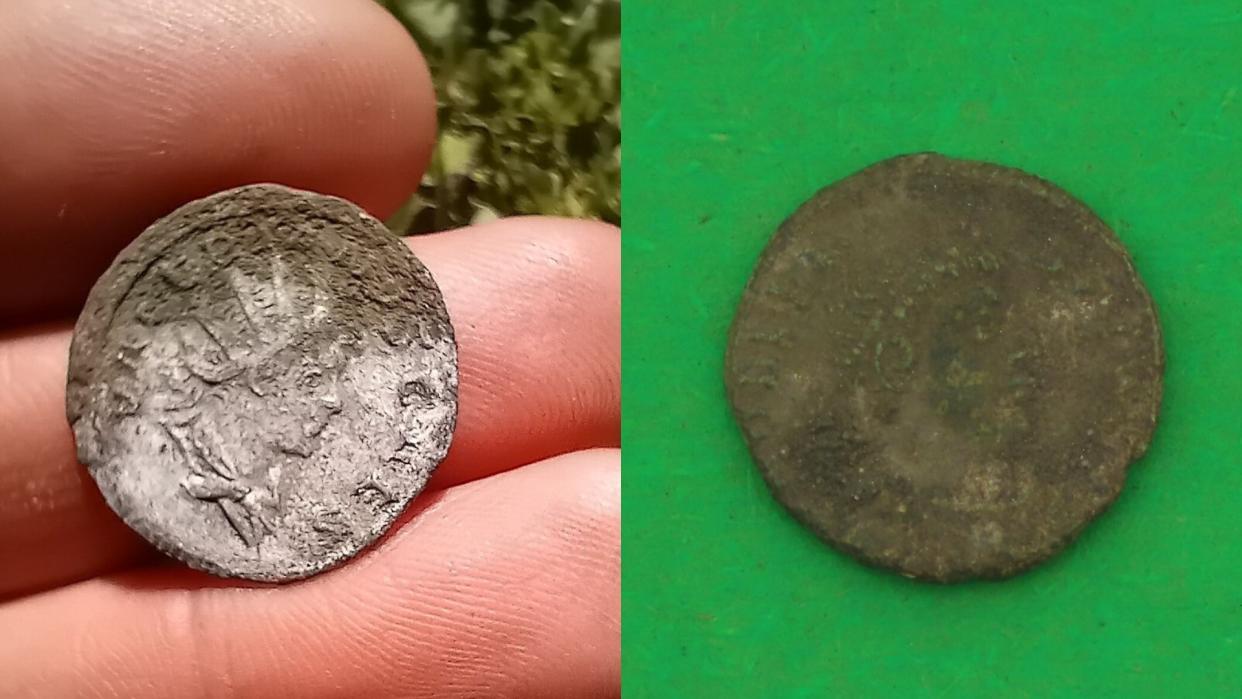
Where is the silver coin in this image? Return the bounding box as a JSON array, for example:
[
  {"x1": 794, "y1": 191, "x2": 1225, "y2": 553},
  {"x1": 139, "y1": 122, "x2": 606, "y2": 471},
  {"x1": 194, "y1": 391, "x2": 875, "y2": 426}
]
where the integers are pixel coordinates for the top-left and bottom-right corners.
[{"x1": 66, "y1": 184, "x2": 458, "y2": 582}]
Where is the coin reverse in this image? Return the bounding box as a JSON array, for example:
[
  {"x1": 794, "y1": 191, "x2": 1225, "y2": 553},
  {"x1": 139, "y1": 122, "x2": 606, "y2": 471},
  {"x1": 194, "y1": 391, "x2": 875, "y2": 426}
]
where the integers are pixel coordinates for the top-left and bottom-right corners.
[{"x1": 725, "y1": 154, "x2": 1163, "y2": 582}]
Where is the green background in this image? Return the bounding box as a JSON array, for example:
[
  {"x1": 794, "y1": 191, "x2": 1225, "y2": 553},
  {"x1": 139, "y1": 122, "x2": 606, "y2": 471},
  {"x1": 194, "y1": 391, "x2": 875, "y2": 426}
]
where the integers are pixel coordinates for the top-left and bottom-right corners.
[{"x1": 623, "y1": 1, "x2": 1242, "y2": 696}]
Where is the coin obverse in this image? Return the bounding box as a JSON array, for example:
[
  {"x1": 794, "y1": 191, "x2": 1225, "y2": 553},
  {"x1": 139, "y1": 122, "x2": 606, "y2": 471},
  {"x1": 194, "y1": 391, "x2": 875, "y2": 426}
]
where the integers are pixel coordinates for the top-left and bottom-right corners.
[
  {"x1": 725, "y1": 154, "x2": 1163, "y2": 582},
  {"x1": 67, "y1": 184, "x2": 458, "y2": 582}
]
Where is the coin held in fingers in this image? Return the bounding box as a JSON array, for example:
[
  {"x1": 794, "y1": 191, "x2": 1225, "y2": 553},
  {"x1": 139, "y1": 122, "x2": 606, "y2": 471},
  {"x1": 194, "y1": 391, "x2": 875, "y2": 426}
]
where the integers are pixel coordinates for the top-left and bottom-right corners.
[{"x1": 67, "y1": 184, "x2": 458, "y2": 582}]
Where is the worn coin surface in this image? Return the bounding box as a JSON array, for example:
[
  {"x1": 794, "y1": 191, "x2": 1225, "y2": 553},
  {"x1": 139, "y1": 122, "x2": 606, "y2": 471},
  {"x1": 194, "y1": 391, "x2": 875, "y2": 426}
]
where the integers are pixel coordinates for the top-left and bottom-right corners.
[
  {"x1": 67, "y1": 184, "x2": 458, "y2": 582},
  {"x1": 725, "y1": 154, "x2": 1163, "y2": 582}
]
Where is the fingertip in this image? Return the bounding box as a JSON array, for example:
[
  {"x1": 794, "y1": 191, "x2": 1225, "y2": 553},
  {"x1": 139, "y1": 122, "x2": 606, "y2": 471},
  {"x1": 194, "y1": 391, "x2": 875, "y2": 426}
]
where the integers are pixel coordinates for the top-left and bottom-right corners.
[
  {"x1": 0, "y1": 449, "x2": 621, "y2": 698},
  {"x1": 0, "y1": 0, "x2": 437, "y2": 322},
  {"x1": 408, "y1": 218, "x2": 621, "y2": 487}
]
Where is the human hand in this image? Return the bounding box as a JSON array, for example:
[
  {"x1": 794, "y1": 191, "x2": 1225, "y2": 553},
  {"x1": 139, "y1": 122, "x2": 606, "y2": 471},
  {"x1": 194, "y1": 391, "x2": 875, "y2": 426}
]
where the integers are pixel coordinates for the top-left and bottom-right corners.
[{"x1": 0, "y1": 1, "x2": 619, "y2": 696}]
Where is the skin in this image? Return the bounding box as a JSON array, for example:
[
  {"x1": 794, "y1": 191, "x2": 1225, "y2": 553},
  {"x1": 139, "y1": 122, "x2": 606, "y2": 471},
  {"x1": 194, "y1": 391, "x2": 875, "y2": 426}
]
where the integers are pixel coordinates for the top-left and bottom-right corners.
[{"x1": 0, "y1": 1, "x2": 620, "y2": 697}]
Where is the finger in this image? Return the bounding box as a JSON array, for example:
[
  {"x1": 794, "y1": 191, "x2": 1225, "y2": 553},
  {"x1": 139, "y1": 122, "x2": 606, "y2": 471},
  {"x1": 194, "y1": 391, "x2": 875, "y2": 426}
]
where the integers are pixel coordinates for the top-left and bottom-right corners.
[
  {"x1": 0, "y1": 0, "x2": 436, "y2": 324},
  {"x1": 0, "y1": 324, "x2": 153, "y2": 598},
  {"x1": 417, "y1": 217, "x2": 622, "y2": 488},
  {"x1": 0, "y1": 449, "x2": 621, "y2": 699},
  {"x1": 0, "y1": 217, "x2": 620, "y2": 599}
]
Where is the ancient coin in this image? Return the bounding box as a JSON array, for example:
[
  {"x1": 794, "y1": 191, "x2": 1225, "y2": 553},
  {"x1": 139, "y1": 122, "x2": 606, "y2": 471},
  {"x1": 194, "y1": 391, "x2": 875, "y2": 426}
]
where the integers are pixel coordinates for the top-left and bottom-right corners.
[
  {"x1": 67, "y1": 184, "x2": 458, "y2": 582},
  {"x1": 725, "y1": 154, "x2": 1163, "y2": 582}
]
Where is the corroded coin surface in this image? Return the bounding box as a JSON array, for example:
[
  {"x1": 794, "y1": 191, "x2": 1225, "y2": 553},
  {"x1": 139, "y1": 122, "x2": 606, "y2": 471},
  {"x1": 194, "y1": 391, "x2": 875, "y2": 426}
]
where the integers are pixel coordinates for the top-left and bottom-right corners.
[
  {"x1": 725, "y1": 154, "x2": 1163, "y2": 582},
  {"x1": 67, "y1": 184, "x2": 457, "y2": 582}
]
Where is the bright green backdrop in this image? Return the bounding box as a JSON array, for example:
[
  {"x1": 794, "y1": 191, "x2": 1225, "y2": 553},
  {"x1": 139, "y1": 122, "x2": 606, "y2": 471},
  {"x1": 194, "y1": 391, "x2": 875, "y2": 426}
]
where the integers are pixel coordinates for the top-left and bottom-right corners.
[{"x1": 623, "y1": 2, "x2": 1242, "y2": 696}]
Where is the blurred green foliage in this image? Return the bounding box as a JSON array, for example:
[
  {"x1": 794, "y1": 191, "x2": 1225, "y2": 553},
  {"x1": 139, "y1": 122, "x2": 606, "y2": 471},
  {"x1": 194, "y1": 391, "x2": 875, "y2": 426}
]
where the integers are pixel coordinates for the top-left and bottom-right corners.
[{"x1": 378, "y1": 0, "x2": 621, "y2": 233}]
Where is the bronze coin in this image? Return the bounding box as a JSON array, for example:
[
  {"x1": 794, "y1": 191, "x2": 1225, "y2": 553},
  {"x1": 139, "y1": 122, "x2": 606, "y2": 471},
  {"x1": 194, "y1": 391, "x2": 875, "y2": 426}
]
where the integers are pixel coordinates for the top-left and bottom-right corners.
[{"x1": 725, "y1": 154, "x2": 1163, "y2": 582}]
